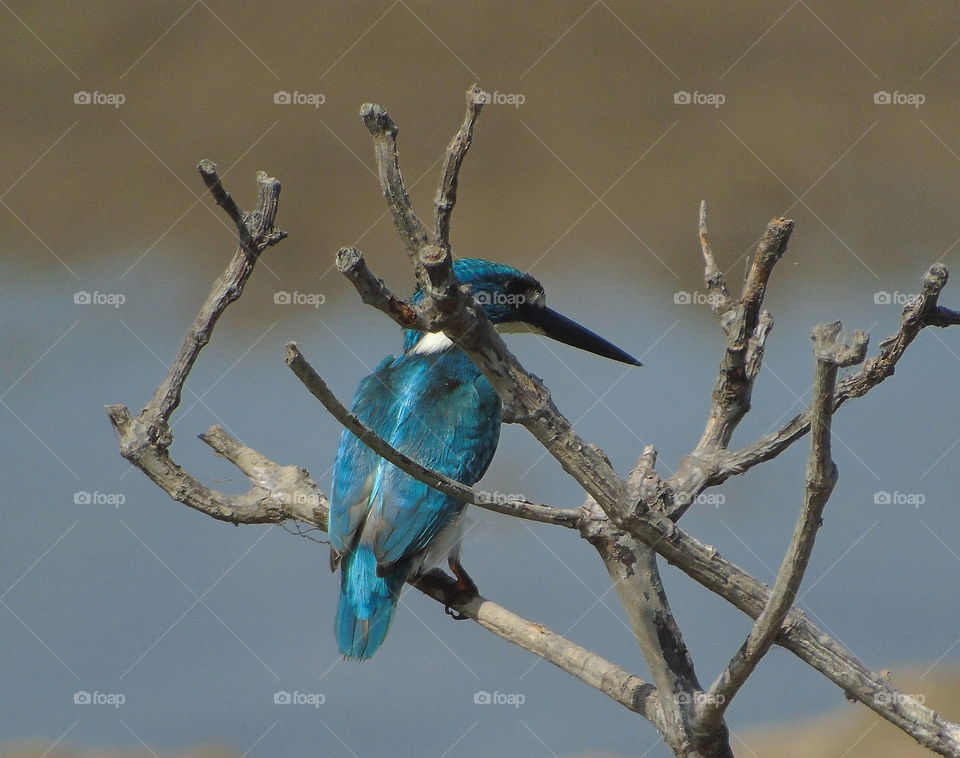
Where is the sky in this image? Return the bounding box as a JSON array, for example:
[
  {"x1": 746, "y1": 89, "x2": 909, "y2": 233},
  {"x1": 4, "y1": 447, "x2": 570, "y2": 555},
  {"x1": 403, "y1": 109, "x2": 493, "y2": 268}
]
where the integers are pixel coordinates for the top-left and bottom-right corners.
[{"x1": 2, "y1": 3, "x2": 960, "y2": 757}]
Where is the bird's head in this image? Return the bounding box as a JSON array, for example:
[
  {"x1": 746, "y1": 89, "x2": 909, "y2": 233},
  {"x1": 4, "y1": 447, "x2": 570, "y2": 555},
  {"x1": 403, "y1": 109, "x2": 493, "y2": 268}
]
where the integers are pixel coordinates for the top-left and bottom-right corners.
[{"x1": 403, "y1": 258, "x2": 641, "y2": 366}]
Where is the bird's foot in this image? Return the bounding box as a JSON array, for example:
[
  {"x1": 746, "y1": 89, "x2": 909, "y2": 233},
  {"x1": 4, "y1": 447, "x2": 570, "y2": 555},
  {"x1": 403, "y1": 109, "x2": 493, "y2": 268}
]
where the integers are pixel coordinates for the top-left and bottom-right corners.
[
  {"x1": 443, "y1": 556, "x2": 478, "y2": 621},
  {"x1": 412, "y1": 565, "x2": 478, "y2": 621}
]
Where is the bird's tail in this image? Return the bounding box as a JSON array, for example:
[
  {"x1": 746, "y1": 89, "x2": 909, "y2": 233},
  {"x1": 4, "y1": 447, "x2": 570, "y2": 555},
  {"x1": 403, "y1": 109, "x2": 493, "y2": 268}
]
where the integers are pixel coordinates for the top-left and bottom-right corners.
[{"x1": 336, "y1": 544, "x2": 407, "y2": 660}]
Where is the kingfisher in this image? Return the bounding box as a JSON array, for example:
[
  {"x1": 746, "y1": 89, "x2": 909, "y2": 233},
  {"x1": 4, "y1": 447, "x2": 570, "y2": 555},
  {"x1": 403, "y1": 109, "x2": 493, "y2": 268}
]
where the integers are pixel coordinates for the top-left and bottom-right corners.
[{"x1": 329, "y1": 258, "x2": 641, "y2": 659}]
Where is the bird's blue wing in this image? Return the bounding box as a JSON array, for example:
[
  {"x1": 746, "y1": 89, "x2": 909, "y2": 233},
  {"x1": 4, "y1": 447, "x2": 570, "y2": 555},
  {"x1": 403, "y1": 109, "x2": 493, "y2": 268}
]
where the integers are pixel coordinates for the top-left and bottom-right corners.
[
  {"x1": 328, "y1": 355, "x2": 398, "y2": 567},
  {"x1": 369, "y1": 352, "x2": 502, "y2": 569}
]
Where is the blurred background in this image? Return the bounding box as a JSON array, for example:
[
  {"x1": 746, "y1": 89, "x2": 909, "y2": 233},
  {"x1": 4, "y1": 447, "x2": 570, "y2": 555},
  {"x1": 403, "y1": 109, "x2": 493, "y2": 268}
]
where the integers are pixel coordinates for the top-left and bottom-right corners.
[{"x1": 2, "y1": 2, "x2": 960, "y2": 756}]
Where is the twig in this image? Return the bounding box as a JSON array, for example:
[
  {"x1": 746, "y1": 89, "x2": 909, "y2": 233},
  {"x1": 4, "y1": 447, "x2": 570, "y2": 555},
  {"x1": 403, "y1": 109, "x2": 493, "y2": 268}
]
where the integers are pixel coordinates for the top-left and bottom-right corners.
[
  {"x1": 695, "y1": 215, "x2": 794, "y2": 452},
  {"x1": 285, "y1": 342, "x2": 581, "y2": 529},
  {"x1": 699, "y1": 322, "x2": 868, "y2": 730},
  {"x1": 359, "y1": 102, "x2": 431, "y2": 274},
  {"x1": 336, "y1": 246, "x2": 422, "y2": 327},
  {"x1": 667, "y1": 212, "x2": 792, "y2": 518},
  {"x1": 712, "y1": 263, "x2": 960, "y2": 485},
  {"x1": 698, "y1": 200, "x2": 733, "y2": 315},
  {"x1": 140, "y1": 162, "x2": 286, "y2": 448},
  {"x1": 435, "y1": 83, "x2": 484, "y2": 244}
]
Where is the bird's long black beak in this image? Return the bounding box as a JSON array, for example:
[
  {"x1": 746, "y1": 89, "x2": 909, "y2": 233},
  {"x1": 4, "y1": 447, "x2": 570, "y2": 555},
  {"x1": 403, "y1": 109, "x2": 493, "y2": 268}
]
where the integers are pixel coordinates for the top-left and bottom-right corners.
[{"x1": 519, "y1": 305, "x2": 642, "y2": 366}]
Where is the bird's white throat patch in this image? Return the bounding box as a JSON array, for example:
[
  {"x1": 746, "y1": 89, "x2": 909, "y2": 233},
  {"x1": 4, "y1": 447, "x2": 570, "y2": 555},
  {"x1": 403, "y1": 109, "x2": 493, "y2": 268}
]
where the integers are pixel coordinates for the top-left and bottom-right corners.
[{"x1": 411, "y1": 331, "x2": 455, "y2": 354}]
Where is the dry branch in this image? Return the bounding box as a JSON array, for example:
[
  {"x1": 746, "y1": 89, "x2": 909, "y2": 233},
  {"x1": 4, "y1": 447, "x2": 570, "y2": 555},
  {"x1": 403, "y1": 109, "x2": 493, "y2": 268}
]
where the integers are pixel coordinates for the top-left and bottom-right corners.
[{"x1": 699, "y1": 322, "x2": 868, "y2": 730}]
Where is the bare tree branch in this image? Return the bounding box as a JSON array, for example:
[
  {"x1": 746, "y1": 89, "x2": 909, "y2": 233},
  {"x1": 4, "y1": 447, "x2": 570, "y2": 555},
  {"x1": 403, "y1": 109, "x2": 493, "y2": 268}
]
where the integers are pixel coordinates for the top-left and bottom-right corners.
[
  {"x1": 139, "y1": 162, "x2": 286, "y2": 448},
  {"x1": 698, "y1": 200, "x2": 733, "y2": 315},
  {"x1": 668, "y1": 210, "x2": 793, "y2": 518},
  {"x1": 359, "y1": 102, "x2": 431, "y2": 277},
  {"x1": 699, "y1": 322, "x2": 868, "y2": 730},
  {"x1": 712, "y1": 263, "x2": 960, "y2": 486},
  {"x1": 435, "y1": 83, "x2": 484, "y2": 243},
  {"x1": 413, "y1": 570, "x2": 660, "y2": 723},
  {"x1": 582, "y1": 448, "x2": 723, "y2": 755}
]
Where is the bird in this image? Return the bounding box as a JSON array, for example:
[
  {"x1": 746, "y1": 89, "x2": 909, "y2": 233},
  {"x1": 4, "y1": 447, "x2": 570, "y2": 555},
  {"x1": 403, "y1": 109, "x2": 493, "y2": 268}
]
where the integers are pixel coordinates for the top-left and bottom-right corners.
[{"x1": 328, "y1": 258, "x2": 641, "y2": 659}]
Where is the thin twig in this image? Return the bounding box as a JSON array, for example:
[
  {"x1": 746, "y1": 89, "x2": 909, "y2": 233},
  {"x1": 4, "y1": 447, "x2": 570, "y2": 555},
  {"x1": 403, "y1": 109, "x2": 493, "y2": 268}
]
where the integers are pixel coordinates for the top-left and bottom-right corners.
[
  {"x1": 359, "y1": 102, "x2": 431, "y2": 272},
  {"x1": 698, "y1": 200, "x2": 732, "y2": 315},
  {"x1": 141, "y1": 163, "x2": 286, "y2": 447},
  {"x1": 712, "y1": 263, "x2": 960, "y2": 486},
  {"x1": 699, "y1": 322, "x2": 868, "y2": 730},
  {"x1": 435, "y1": 83, "x2": 484, "y2": 244}
]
